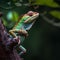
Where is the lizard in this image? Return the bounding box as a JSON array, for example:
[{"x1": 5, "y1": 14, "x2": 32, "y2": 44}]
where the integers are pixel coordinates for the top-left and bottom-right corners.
[{"x1": 9, "y1": 11, "x2": 39, "y2": 55}]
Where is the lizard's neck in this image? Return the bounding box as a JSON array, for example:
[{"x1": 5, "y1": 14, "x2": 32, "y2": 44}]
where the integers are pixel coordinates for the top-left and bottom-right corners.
[{"x1": 13, "y1": 15, "x2": 30, "y2": 29}]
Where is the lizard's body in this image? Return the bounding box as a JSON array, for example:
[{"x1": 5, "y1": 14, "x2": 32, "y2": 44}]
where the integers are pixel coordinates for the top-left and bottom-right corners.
[{"x1": 9, "y1": 11, "x2": 39, "y2": 55}]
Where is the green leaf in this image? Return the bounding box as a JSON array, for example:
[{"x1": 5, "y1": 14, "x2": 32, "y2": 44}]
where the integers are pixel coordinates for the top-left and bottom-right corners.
[
  {"x1": 7, "y1": 11, "x2": 19, "y2": 22},
  {"x1": 29, "y1": 0, "x2": 60, "y2": 7},
  {"x1": 49, "y1": 11, "x2": 60, "y2": 19}
]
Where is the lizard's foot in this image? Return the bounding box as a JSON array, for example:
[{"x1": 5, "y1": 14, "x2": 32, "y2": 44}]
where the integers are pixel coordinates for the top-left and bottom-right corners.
[
  {"x1": 19, "y1": 45, "x2": 26, "y2": 55},
  {"x1": 9, "y1": 30, "x2": 16, "y2": 38},
  {"x1": 18, "y1": 30, "x2": 28, "y2": 37}
]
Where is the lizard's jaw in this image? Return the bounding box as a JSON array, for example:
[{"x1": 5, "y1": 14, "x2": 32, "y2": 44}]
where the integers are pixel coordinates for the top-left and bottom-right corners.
[
  {"x1": 24, "y1": 12, "x2": 39, "y2": 23},
  {"x1": 35, "y1": 13, "x2": 39, "y2": 18}
]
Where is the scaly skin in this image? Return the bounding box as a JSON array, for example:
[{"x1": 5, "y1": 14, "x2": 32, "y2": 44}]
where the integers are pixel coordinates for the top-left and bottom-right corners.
[
  {"x1": 9, "y1": 11, "x2": 39, "y2": 37},
  {"x1": 9, "y1": 11, "x2": 39, "y2": 55}
]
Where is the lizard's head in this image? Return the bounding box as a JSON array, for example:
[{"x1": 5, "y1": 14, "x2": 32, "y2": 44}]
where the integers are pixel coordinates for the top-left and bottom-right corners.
[
  {"x1": 24, "y1": 11, "x2": 39, "y2": 30},
  {"x1": 27, "y1": 11, "x2": 39, "y2": 17},
  {"x1": 24, "y1": 11, "x2": 39, "y2": 23}
]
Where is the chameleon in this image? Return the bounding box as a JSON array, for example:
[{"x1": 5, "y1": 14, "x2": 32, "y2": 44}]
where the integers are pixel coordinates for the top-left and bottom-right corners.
[{"x1": 9, "y1": 11, "x2": 39, "y2": 55}]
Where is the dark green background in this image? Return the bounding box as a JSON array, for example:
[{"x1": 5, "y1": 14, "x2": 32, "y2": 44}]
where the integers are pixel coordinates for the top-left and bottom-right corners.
[{"x1": 0, "y1": 0, "x2": 60, "y2": 60}]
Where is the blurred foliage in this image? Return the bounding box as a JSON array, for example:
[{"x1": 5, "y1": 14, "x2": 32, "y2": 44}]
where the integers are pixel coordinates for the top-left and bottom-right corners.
[
  {"x1": 29, "y1": 0, "x2": 60, "y2": 7},
  {"x1": 29, "y1": 0, "x2": 60, "y2": 20},
  {"x1": 7, "y1": 11, "x2": 19, "y2": 22},
  {"x1": 2, "y1": 18, "x2": 8, "y2": 26},
  {"x1": 49, "y1": 11, "x2": 60, "y2": 19},
  {"x1": 2, "y1": 11, "x2": 19, "y2": 29}
]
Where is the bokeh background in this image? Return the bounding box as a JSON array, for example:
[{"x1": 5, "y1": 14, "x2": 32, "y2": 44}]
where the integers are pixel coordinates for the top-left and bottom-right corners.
[{"x1": 0, "y1": 0, "x2": 60, "y2": 60}]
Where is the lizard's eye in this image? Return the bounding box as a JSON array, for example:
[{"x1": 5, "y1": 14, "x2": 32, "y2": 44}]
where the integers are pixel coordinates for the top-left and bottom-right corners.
[
  {"x1": 27, "y1": 13, "x2": 33, "y2": 16},
  {"x1": 29, "y1": 14, "x2": 33, "y2": 16}
]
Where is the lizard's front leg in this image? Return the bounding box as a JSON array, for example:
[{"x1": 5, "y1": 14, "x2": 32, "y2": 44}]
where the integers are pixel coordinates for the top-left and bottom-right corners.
[
  {"x1": 9, "y1": 29, "x2": 28, "y2": 38},
  {"x1": 18, "y1": 29, "x2": 28, "y2": 37},
  {"x1": 9, "y1": 29, "x2": 17, "y2": 38},
  {"x1": 9, "y1": 30, "x2": 21, "y2": 44}
]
